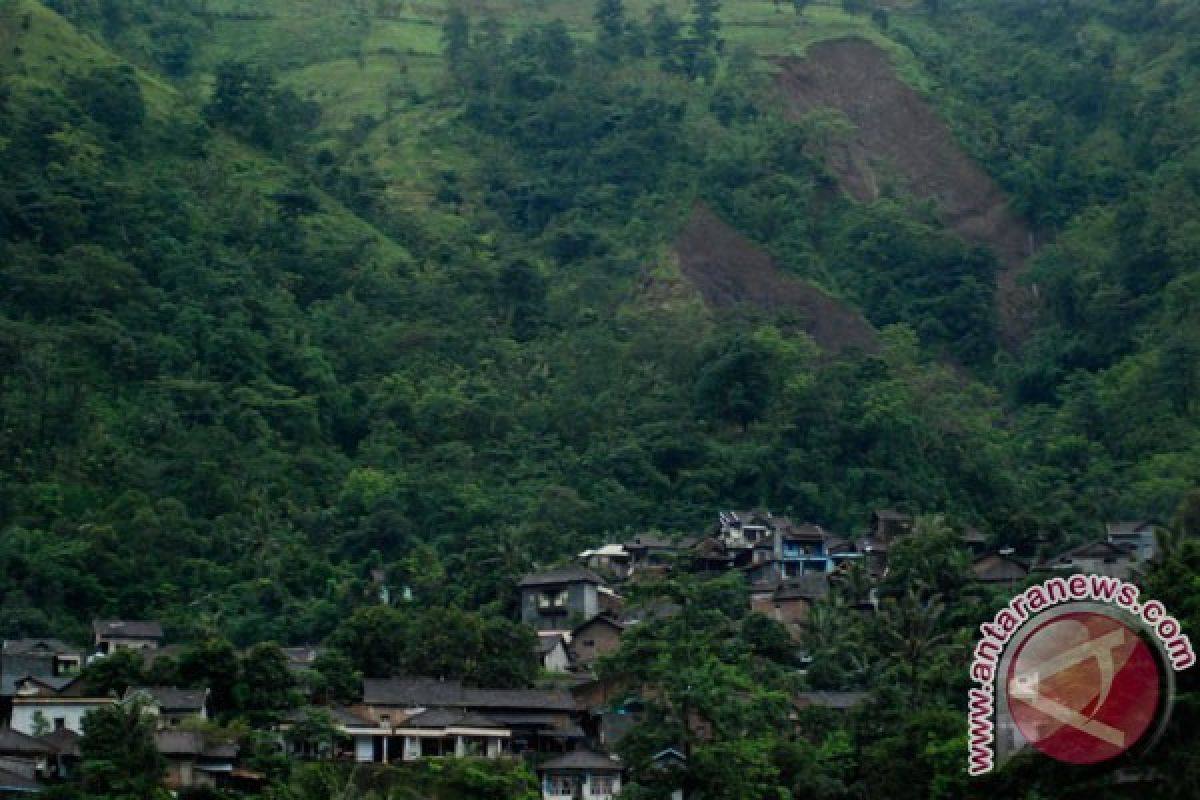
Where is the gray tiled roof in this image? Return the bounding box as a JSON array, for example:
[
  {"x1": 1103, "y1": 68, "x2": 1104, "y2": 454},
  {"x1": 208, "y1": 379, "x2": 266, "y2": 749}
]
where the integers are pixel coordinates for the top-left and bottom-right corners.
[
  {"x1": 154, "y1": 730, "x2": 205, "y2": 756},
  {"x1": 125, "y1": 686, "x2": 207, "y2": 712},
  {"x1": 518, "y1": 568, "x2": 603, "y2": 588},
  {"x1": 539, "y1": 749, "x2": 622, "y2": 772},
  {"x1": 1, "y1": 640, "x2": 77, "y2": 656},
  {"x1": 92, "y1": 620, "x2": 163, "y2": 640},
  {"x1": 363, "y1": 678, "x2": 577, "y2": 711},
  {"x1": 0, "y1": 728, "x2": 55, "y2": 756},
  {"x1": 405, "y1": 709, "x2": 506, "y2": 729}
]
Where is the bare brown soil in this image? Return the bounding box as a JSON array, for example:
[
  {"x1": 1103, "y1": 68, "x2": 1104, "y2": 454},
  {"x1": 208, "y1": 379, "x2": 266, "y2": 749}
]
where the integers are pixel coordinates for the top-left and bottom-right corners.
[
  {"x1": 774, "y1": 37, "x2": 1038, "y2": 346},
  {"x1": 674, "y1": 205, "x2": 879, "y2": 354}
]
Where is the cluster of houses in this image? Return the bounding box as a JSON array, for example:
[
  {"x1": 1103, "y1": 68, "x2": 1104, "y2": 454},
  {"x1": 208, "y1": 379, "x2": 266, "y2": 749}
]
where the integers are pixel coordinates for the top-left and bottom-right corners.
[
  {"x1": 0, "y1": 621, "x2": 254, "y2": 794},
  {"x1": 0, "y1": 511, "x2": 1161, "y2": 798},
  {"x1": 522, "y1": 511, "x2": 1161, "y2": 672},
  {"x1": 0, "y1": 622, "x2": 628, "y2": 799}
]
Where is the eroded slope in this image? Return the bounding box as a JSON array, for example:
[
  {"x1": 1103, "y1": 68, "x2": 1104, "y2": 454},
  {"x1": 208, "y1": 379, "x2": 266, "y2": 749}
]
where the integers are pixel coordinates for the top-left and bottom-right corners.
[{"x1": 776, "y1": 37, "x2": 1037, "y2": 345}]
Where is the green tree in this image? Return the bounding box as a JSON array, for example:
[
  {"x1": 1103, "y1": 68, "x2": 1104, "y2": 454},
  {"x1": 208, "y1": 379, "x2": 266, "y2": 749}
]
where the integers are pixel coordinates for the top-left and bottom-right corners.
[
  {"x1": 236, "y1": 642, "x2": 297, "y2": 713},
  {"x1": 594, "y1": 0, "x2": 626, "y2": 60},
  {"x1": 694, "y1": 335, "x2": 773, "y2": 429},
  {"x1": 178, "y1": 638, "x2": 241, "y2": 714},
  {"x1": 80, "y1": 648, "x2": 144, "y2": 697},
  {"x1": 327, "y1": 605, "x2": 411, "y2": 678},
  {"x1": 78, "y1": 698, "x2": 166, "y2": 799}
]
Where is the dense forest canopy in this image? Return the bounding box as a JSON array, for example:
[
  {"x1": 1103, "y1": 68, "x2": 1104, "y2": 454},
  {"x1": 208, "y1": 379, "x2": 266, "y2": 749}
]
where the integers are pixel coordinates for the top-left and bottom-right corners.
[{"x1": 2, "y1": 0, "x2": 1200, "y2": 795}]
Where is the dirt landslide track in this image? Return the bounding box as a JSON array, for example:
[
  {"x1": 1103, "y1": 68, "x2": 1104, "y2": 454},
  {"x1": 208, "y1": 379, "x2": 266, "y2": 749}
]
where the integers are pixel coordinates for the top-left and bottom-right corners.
[
  {"x1": 774, "y1": 37, "x2": 1038, "y2": 346},
  {"x1": 674, "y1": 205, "x2": 879, "y2": 355}
]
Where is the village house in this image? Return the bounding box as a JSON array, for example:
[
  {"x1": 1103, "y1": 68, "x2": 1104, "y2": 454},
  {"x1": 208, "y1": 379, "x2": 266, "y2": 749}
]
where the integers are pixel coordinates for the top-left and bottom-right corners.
[
  {"x1": 570, "y1": 616, "x2": 624, "y2": 671},
  {"x1": 538, "y1": 749, "x2": 623, "y2": 800},
  {"x1": 125, "y1": 687, "x2": 210, "y2": 728},
  {"x1": 154, "y1": 731, "x2": 239, "y2": 790},
  {"x1": 578, "y1": 545, "x2": 633, "y2": 579},
  {"x1": 868, "y1": 509, "x2": 913, "y2": 542},
  {"x1": 520, "y1": 568, "x2": 606, "y2": 631},
  {"x1": 1, "y1": 639, "x2": 85, "y2": 728},
  {"x1": 717, "y1": 510, "x2": 774, "y2": 549},
  {"x1": 93, "y1": 620, "x2": 164, "y2": 654},
  {"x1": 971, "y1": 551, "x2": 1030, "y2": 587},
  {"x1": 9, "y1": 675, "x2": 114, "y2": 737},
  {"x1": 625, "y1": 534, "x2": 697, "y2": 576},
  {"x1": 348, "y1": 678, "x2": 583, "y2": 763},
  {"x1": 750, "y1": 573, "x2": 831, "y2": 640},
  {"x1": 537, "y1": 633, "x2": 573, "y2": 674},
  {"x1": 1106, "y1": 520, "x2": 1158, "y2": 562},
  {"x1": 743, "y1": 524, "x2": 848, "y2": 584},
  {"x1": 1040, "y1": 540, "x2": 1138, "y2": 580},
  {"x1": 0, "y1": 727, "x2": 55, "y2": 785},
  {"x1": 690, "y1": 537, "x2": 735, "y2": 574}
]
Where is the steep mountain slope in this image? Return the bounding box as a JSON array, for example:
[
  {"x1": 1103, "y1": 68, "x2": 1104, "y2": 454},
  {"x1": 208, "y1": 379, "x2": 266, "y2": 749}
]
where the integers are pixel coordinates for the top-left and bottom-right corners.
[
  {"x1": 775, "y1": 37, "x2": 1038, "y2": 345},
  {"x1": 674, "y1": 206, "x2": 879, "y2": 354}
]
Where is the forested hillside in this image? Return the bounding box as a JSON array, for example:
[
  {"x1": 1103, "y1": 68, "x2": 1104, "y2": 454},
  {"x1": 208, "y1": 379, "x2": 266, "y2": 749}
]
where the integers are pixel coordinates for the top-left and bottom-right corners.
[
  {"x1": 1, "y1": 0, "x2": 1198, "y2": 649},
  {"x1": 4, "y1": 0, "x2": 1200, "y2": 797}
]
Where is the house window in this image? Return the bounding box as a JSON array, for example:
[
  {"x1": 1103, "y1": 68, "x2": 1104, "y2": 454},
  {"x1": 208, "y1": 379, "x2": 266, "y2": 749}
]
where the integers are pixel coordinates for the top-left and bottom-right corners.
[
  {"x1": 538, "y1": 590, "x2": 569, "y2": 609},
  {"x1": 583, "y1": 640, "x2": 595, "y2": 648},
  {"x1": 590, "y1": 775, "x2": 617, "y2": 796},
  {"x1": 544, "y1": 775, "x2": 574, "y2": 797},
  {"x1": 54, "y1": 718, "x2": 66, "y2": 731}
]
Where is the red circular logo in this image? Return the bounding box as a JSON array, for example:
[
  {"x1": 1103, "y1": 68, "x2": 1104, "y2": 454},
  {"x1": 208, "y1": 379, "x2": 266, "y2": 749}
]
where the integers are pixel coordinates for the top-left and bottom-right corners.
[{"x1": 1006, "y1": 611, "x2": 1161, "y2": 765}]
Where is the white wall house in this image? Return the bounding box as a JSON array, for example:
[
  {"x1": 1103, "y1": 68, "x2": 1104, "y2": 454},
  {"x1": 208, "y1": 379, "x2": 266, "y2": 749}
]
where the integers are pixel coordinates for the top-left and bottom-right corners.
[
  {"x1": 10, "y1": 684, "x2": 114, "y2": 737},
  {"x1": 538, "y1": 750, "x2": 623, "y2": 800}
]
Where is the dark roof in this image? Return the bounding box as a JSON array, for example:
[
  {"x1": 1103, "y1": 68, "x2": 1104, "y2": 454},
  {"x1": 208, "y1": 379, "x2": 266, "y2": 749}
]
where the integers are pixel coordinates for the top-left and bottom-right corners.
[
  {"x1": 0, "y1": 729, "x2": 55, "y2": 756},
  {"x1": 1, "y1": 655, "x2": 58, "y2": 696},
  {"x1": 125, "y1": 686, "x2": 207, "y2": 712},
  {"x1": 92, "y1": 620, "x2": 163, "y2": 640},
  {"x1": 536, "y1": 634, "x2": 567, "y2": 656},
  {"x1": 620, "y1": 602, "x2": 681, "y2": 625},
  {"x1": 1049, "y1": 540, "x2": 1135, "y2": 564},
  {"x1": 405, "y1": 709, "x2": 506, "y2": 729},
  {"x1": 972, "y1": 552, "x2": 1030, "y2": 582},
  {"x1": 794, "y1": 691, "x2": 869, "y2": 710},
  {"x1": 283, "y1": 706, "x2": 374, "y2": 728},
  {"x1": 624, "y1": 534, "x2": 678, "y2": 550},
  {"x1": 783, "y1": 524, "x2": 827, "y2": 541},
  {"x1": 14, "y1": 675, "x2": 78, "y2": 694},
  {"x1": 518, "y1": 567, "x2": 603, "y2": 588},
  {"x1": 202, "y1": 742, "x2": 239, "y2": 760},
  {"x1": 2, "y1": 640, "x2": 77, "y2": 657},
  {"x1": 37, "y1": 729, "x2": 80, "y2": 757},
  {"x1": 331, "y1": 707, "x2": 375, "y2": 727},
  {"x1": 572, "y1": 615, "x2": 624, "y2": 636},
  {"x1": 539, "y1": 749, "x2": 622, "y2": 773},
  {"x1": 155, "y1": 731, "x2": 205, "y2": 756},
  {"x1": 775, "y1": 573, "x2": 831, "y2": 601},
  {"x1": 1107, "y1": 520, "x2": 1154, "y2": 537},
  {"x1": 0, "y1": 768, "x2": 41, "y2": 793},
  {"x1": 363, "y1": 678, "x2": 577, "y2": 712},
  {"x1": 486, "y1": 712, "x2": 565, "y2": 728},
  {"x1": 872, "y1": 509, "x2": 909, "y2": 521}
]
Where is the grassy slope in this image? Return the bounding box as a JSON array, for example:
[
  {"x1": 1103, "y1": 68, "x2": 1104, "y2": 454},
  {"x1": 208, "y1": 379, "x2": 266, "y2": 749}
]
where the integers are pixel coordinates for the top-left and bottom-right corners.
[{"x1": 177, "y1": 0, "x2": 933, "y2": 215}]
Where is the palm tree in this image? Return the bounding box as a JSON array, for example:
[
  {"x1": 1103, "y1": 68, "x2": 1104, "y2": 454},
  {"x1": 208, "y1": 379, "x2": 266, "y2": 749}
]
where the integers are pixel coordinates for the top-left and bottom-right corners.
[{"x1": 878, "y1": 588, "x2": 949, "y2": 706}]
